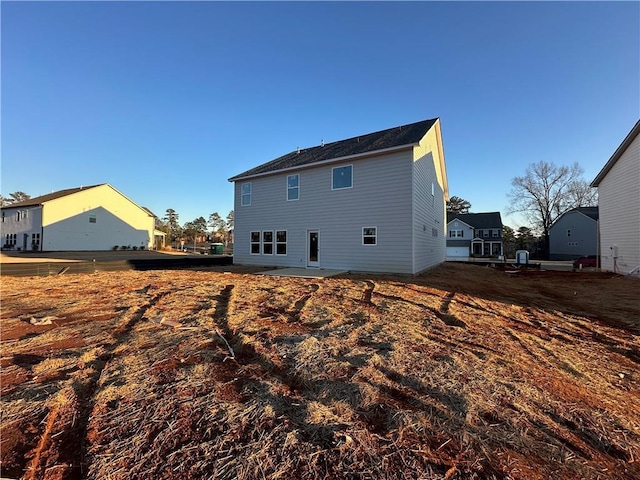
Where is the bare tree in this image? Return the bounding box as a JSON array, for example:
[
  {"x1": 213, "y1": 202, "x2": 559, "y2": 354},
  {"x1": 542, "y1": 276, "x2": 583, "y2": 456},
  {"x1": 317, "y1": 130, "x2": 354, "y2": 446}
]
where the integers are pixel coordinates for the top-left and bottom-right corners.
[
  {"x1": 507, "y1": 161, "x2": 590, "y2": 258},
  {"x1": 446, "y1": 196, "x2": 471, "y2": 214}
]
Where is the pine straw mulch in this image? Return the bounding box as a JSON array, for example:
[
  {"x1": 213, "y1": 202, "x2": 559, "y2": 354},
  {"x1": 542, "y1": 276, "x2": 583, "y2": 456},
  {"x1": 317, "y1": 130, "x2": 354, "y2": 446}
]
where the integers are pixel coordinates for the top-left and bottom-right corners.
[{"x1": 1, "y1": 263, "x2": 638, "y2": 480}]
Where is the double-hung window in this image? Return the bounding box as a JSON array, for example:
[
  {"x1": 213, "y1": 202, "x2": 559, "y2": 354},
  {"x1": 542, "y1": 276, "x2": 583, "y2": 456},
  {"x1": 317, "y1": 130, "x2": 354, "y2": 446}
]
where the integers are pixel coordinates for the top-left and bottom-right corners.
[
  {"x1": 250, "y1": 231, "x2": 260, "y2": 254},
  {"x1": 287, "y1": 175, "x2": 299, "y2": 201},
  {"x1": 363, "y1": 227, "x2": 377, "y2": 245},
  {"x1": 262, "y1": 231, "x2": 273, "y2": 255},
  {"x1": 276, "y1": 230, "x2": 287, "y2": 255},
  {"x1": 332, "y1": 165, "x2": 353, "y2": 190},
  {"x1": 241, "y1": 183, "x2": 252, "y2": 206}
]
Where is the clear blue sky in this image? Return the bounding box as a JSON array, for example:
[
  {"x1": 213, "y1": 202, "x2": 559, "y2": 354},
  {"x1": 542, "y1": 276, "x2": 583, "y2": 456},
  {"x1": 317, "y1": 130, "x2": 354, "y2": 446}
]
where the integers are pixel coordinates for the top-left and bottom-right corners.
[{"x1": 2, "y1": 1, "x2": 638, "y2": 229}]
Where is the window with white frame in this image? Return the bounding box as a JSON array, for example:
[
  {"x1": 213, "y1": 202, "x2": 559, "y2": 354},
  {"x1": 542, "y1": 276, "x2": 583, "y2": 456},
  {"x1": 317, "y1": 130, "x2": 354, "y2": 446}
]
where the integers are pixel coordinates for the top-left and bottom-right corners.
[
  {"x1": 32, "y1": 233, "x2": 40, "y2": 250},
  {"x1": 287, "y1": 175, "x2": 299, "y2": 201},
  {"x1": 276, "y1": 230, "x2": 287, "y2": 255},
  {"x1": 332, "y1": 165, "x2": 353, "y2": 190},
  {"x1": 89, "y1": 213, "x2": 97, "y2": 223},
  {"x1": 250, "y1": 231, "x2": 260, "y2": 254},
  {"x1": 362, "y1": 227, "x2": 377, "y2": 245},
  {"x1": 262, "y1": 231, "x2": 273, "y2": 254},
  {"x1": 241, "y1": 183, "x2": 252, "y2": 206},
  {"x1": 492, "y1": 229, "x2": 500, "y2": 237},
  {"x1": 449, "y1": 230, "x2": 463, "y2": 238}
]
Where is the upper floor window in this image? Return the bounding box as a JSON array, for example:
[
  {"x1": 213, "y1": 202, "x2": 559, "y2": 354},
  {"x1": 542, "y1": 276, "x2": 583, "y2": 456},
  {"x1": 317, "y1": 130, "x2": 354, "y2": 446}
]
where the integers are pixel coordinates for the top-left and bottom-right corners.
[
  {"x1": 449, "y1": 230, "x2": 463, "y2": 238},
  {"x1": 241, "y1": 183, "x2": 251, "y2": 206},
  {"x1": 332, "y1": 165, "x2": 353, "y2": 190},
  {"x1": 287, "y1": 174, "x2": 299, "y2": 201},
  {"x1": 89, "y1": 213, "x2": 97, "y2": 223},
  {"x1": 491, "y1": 229, "x2": 500, "y2": 237}
]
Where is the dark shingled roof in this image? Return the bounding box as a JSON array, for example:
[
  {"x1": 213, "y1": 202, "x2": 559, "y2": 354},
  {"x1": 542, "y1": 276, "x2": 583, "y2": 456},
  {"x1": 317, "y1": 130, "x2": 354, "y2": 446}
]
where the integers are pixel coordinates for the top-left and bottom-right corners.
[
  {"x1": 447, "y1": 212, "x2": 503, "y2": 229},
  {"x1": 229, "y1": 118, "x2": 439, "y2": 181},
  {"x1": 573, "y1": 206, "x2": 599, "y2": 221},
  {"x1": 1, "y1": 185, "x2": 104, "y2": 209},
  {"x1": 552, "y1": 206, "x2": 599, "y2": 224}
]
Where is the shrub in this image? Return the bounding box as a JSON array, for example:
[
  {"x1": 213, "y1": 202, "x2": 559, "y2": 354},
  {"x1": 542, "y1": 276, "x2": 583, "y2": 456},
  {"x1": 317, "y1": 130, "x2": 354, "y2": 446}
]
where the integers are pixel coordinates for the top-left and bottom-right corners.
[
  {"x1": 112, "y1": 245, "x2": 119, "y2": 251},
  {"x1": 132, "y1": 246, "x2": 138, "y2": 251}
]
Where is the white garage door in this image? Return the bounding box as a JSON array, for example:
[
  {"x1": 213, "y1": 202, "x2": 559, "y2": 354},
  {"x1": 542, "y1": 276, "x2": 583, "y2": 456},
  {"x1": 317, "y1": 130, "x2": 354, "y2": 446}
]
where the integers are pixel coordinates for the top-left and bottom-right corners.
[{"x1": 447, "y1": 247, "x2": 468, "y2": 258}]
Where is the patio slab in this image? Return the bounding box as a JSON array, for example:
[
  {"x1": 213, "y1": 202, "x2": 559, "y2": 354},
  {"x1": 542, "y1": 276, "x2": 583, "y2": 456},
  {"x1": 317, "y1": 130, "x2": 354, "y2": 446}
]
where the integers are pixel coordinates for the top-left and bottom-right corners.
[{"x1": 258, "y1": 268, "x2": 347, "y2": 279}]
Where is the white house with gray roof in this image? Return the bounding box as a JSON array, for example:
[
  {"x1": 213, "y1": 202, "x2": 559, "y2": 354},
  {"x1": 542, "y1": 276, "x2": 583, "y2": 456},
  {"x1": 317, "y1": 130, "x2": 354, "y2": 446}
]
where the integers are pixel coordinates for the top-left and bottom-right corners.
[
  {"x1": 1, "y1": 184, "x2": 161, "y2": 251},
  {"x1": 446, "y1": 212, "x2": 503, "y2": 260},
  {"x1": 228, "y1": 118, "x2": 449, "y2": 274},
  {"x1": 590, "y1": 119, "x2": 640, "y2": 275}
]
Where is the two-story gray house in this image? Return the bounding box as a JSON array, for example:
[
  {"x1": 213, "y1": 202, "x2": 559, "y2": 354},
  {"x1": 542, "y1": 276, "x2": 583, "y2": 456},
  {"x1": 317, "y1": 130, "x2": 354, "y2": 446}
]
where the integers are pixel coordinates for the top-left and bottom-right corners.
[
  {"x1": 446, "y1": 212, "x2": 504, "y2": 260},
  {"x1": 548, "y1": 207, "x2": 598, "y2": 260},
  {"x1": 228, "y1": 118, "x2": 449, "y2": 274}
]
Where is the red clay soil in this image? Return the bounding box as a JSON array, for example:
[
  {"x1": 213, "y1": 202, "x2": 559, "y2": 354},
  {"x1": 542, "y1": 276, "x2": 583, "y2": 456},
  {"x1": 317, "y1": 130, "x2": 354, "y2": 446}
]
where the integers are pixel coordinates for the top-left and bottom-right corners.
[{"x1": 1, "y1": 263, "x2": 639, "y2": 480}]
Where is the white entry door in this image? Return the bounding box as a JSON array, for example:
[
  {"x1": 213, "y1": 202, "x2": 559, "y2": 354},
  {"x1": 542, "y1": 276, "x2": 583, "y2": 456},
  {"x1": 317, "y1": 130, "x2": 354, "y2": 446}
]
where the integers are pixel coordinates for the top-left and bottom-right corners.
[{"x1": 307, "y1": 230, "x2": 319, "y2": 267}]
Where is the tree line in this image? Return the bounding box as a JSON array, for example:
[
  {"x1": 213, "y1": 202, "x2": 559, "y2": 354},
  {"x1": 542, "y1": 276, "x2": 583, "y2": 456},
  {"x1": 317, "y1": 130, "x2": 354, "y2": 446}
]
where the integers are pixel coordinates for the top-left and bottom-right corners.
[{"x1": 158, "y1": 209, "x2": 234, "y2": 246}]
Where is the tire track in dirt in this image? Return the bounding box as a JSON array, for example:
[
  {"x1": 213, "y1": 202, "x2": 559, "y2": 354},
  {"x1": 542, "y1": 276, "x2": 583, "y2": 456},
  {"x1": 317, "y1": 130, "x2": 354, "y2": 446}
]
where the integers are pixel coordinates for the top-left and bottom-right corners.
[
  {"x1": 289, "y1": 284, "x2": 319, "y2": 322},
  {"x1": 21, "y1": 289, "x2": 170, "y2": 480}
]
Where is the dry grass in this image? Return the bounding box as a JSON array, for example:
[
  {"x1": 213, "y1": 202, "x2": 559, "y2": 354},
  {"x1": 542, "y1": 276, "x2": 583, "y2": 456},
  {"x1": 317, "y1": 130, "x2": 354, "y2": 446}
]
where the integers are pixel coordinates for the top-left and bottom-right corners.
[{"x1": 1, "y1": 264, "x2": 639, "y2": 480}]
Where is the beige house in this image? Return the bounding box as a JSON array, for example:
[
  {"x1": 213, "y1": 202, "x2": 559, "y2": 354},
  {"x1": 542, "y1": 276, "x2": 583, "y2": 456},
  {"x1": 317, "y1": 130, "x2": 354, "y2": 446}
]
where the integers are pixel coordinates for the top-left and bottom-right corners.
[
  {"x1": 1, "y1": 184, "x2": 161, "y2": 251},
  {"x1": 590, "y1": 120, "x2": 640, "y2": 275}
]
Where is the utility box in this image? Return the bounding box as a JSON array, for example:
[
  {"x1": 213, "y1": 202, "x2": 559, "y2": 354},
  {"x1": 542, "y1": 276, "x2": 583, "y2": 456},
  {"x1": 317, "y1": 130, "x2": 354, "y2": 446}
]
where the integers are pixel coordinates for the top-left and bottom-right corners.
[
  {"x1": 210, "y1": 243, "x2": 224, "y2": 255},
  {"x1": 516, "y1": 250, "x2": 529, "y2": 265}
]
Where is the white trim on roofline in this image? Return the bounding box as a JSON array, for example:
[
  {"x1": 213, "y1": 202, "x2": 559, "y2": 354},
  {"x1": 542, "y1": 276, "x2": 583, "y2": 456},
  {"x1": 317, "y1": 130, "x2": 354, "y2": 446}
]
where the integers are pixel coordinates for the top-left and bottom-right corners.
[{"x1": 228, "y1": 143, "x2": 418, "y2": 182}]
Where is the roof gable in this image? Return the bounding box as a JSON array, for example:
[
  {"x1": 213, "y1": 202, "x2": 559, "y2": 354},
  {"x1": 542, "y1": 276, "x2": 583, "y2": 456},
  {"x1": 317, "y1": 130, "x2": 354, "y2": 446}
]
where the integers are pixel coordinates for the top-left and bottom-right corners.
[
  {"x1": 229, "y1": 118, "x2": 438, "y2": 181},
  {"x1": 550, "y1": 206, "x2": 598, "y2": 228},
  {"x1": 1, "y1": 185, "x2": 104, "y2": 209},
  {"x1": 447, "y1": 212, "x2": 503, "y2": 229},
  {"x1": 591, "y1": 119, "x2": 640, "y2": 187}
]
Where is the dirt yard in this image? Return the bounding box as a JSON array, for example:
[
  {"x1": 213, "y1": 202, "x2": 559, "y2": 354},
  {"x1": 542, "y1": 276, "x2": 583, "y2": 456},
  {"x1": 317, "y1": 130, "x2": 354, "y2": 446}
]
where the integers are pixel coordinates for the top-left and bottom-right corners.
[{"x1": 1, "y1": 263, "x2": 638, "y2": 480}]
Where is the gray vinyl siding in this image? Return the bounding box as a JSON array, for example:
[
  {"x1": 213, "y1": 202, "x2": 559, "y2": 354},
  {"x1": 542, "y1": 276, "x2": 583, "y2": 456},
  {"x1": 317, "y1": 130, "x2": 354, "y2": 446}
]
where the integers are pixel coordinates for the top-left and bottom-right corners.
[
  {"x1": 597, "y1": 133, "x2": 640, "y2": 274},
  {"x1": 233, "y1": 149, "x2": 415, "y2": 273},
  {"x1": 548, "y1": 212, "x2": 597, "y2": 260},
  {"x1": 412, "y1": 152, "x2": 446, "y2": 272}
]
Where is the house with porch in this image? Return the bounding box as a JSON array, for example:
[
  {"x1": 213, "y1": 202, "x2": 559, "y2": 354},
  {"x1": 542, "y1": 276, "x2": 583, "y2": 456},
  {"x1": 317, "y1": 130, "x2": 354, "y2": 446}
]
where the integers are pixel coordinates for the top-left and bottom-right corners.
[
  {"x1": 446, "y1": 212, "x2": 503, "y2": 260},
  {"x1": 1, "y1": 184, "x2": 161, "y2": 251},
  {"x1": 590, "y1": 119, "x2": 640, "y2": 275},
  {"x1": 228, "y1": 118, "x2": 449, "y2": 274},
  {"x1": 548, "y1": 207, "x2": 598, "y2": 260}
]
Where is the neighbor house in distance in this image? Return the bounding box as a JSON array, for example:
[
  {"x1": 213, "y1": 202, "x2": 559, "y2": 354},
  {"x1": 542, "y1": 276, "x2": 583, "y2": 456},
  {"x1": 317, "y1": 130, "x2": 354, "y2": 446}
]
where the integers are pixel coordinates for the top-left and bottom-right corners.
[
  {"x1": 228, "y1": 118, "x2": 449, "y2": 274},
  {"x1": 446, "y1": 212, "x2": 504, "y2": 260},
  {"x1": 1, "y1": 184, "x2": 162, "y2": 251},
  {"x1": 548, "y1": 207, "x2": 598, "y2": 261},
  {"x1": 590, "y1": 119, "x2": 640, "y2": 275}
]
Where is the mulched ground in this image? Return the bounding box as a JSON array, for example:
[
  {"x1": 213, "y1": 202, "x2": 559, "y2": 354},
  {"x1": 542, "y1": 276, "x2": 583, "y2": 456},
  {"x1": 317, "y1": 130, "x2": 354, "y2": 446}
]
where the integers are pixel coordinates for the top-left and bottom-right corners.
[{"x1": 1, "y1": 263, "x2": 638, "y2": 480}]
